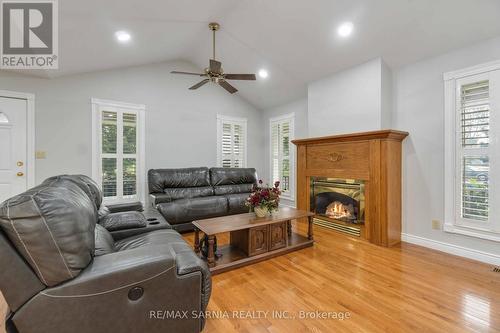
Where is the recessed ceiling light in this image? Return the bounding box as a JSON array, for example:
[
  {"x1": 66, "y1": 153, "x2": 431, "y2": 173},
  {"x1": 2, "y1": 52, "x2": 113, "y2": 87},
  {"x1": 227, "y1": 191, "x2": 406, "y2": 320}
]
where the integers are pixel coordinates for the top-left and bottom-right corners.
[
  {"x1": 258, "y1": 69, "x2": 269, "y2": 79},
  {"x1": 115, "y1": 31, "x2": 131, "y2": 43},
  {"x1": 337, "y1": 22, "x2": 354, "y2": 38}
]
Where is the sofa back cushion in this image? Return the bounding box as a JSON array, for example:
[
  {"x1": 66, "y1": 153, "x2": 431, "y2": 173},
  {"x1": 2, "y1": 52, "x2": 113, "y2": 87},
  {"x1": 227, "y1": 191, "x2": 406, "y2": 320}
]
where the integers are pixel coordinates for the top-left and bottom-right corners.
[
  {"x1": 213, "y1": 183, "x2": 254, "y2": 195},
  {"x1": 0, "y1": 178, "x2": 96, "y2": 286},
  {"x1": 210, "y1": 168, "x2": 257, "y2": 195},
  {"x1": 163, "y1": 186, "x2": 214, "y2": 202},
  {"x1": 44, "y1": 174, "x2": 103, "y2": 209},
  {"x1": 148, "y1": 167, "x2": 210, "y2": 193}
]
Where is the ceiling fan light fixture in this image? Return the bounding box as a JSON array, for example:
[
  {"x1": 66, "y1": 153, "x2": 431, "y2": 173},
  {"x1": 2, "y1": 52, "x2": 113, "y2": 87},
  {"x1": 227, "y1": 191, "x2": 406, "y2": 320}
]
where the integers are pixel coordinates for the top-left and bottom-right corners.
[
  {"x1": 171, "y1": 22, "x2": 256, "y2": 94},
  {"x1": 258, "y1": 69, "x2": 269, "y2": 79}
]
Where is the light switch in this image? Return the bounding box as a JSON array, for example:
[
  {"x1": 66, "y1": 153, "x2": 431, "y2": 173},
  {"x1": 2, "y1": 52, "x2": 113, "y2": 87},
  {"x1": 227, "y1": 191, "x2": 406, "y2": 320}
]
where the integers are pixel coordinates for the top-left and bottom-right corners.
[{"x1": 35, "y1": 151, "x2": 47, "y2": 159}]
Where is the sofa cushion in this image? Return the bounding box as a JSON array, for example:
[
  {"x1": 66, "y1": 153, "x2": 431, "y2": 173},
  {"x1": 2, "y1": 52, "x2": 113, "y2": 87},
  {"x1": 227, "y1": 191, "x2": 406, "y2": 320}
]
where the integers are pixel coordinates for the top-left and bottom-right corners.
[
  {"x1": 225, "y1": 193, "x2": 251, "y2": 214},
  {"x1": 163, "y1": 186, "x2": 214, "y2": 202},
  {"x1": 210, "y1": 167, "x2": 257, "y2": 186},
  {"x1": 156, "y1": 196, "x2": 228, "y2": 225},
  {"x1": 0, "y1": 178, "x2": 96, "y2": 287},
  {"x1": 99, "y1": 211, "x2": 147, "y2": 232},
  {"x1": 115, "y1": 229, "x2": 184, "y2": 251},
  {"x1": 71, "y1": 175, "x2": 103, "y2": 209},
  {"x1": 44, "y1": 175, "x2": 103, "y2": 210},
  {"x1": 148, "y1": 167, "x2": 210, "y2": 193},
  {"x1": 213, "y1": 183, "x2": 254, "y2": 195},
  {"x1": 94, "y1": 224, "x2": 115, "y2": 256}
]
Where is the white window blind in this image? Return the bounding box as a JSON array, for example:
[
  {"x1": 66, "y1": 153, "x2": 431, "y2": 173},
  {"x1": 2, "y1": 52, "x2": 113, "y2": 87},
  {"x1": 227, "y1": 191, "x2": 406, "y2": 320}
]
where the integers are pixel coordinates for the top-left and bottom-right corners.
[
  {"x1": 217, "y1": 115, "x2": 247, "y2": 168},
  {"x1": 459, "y1": 81, "x2": 489, "y2": 222},
  {"x1": 92, "y1": 99, "x2": 145, "y2": 204},
  {"x1": 270, "y1": 114, "x2": 294, "y2": 199}
]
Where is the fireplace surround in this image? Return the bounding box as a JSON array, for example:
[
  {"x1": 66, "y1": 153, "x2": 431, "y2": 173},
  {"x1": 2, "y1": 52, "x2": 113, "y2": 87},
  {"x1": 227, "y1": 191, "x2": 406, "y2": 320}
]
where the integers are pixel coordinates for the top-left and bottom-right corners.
[{"x1": 292, "y1": 130, "x2": 408, "y2": 247}]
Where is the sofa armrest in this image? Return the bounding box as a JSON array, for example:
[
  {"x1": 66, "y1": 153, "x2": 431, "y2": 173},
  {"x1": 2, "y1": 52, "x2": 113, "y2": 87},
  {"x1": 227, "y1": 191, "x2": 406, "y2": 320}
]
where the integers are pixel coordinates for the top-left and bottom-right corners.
[
  {"x1": 13, "y1": 246, "x2": 207, "y2": 333},
  {"x1": 149, "y1": 193, "x2": 171, "y2": 205},
  {"x1": 106, "y1": 201, "x2": 143, "y2": 213},
  {"x1": 41, "y1": 246, "x2": 177, "y2": 298},
  {"x1": 108, "y1": 209, "x2": 172, "y2": 241},
  {"x1": 99, "y1": 211, "x2": 147, "y2": 232}
]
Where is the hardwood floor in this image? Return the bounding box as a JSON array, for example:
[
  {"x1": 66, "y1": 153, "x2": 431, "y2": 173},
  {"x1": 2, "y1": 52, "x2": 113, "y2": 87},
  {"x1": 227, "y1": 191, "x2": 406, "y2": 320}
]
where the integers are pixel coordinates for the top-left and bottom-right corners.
[
  {"x1": 0, "y1": 292, "x2": 5, "y2": 332},
  {"x1": 1, "y1": 223, "x2": 498, "y2": 333},
  {"x1": 187, "y1": 223, "x2": 500, "y2": 333}
]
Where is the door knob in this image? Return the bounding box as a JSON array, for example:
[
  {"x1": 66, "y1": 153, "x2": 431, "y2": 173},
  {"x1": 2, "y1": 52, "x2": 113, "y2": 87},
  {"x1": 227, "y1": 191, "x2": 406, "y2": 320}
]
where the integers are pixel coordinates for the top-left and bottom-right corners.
[
  {"x1": 17, "y1": 172, "x2": 24, "y2": 177},
  {"x1": 17, "y1": 161, "x2": 24, "y2": 167}
]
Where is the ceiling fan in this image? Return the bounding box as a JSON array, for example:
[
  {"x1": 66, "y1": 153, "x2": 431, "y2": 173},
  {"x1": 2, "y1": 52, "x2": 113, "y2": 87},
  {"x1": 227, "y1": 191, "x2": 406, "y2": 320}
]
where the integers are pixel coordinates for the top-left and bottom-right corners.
[{"x1": 171, "y1": 22, "x2": 256, "y2": 94}]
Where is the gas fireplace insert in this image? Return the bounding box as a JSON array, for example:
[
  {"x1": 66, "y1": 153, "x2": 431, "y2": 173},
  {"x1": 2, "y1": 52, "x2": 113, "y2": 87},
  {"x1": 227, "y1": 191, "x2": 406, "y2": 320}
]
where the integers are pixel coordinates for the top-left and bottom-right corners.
[{"x1": 310, "y1": 178, "x2": 365, "y2": 225}]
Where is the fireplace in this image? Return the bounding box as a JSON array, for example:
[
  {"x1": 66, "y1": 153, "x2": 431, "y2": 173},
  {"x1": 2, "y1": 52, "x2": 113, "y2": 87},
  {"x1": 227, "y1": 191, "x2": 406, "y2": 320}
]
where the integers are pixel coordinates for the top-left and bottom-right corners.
[
  {"x1": 292, "y1": 130, "x2": 408, "y2": 247},
  {"x1": 311, "y1": 178, "x2": 365, "y2": 236}
]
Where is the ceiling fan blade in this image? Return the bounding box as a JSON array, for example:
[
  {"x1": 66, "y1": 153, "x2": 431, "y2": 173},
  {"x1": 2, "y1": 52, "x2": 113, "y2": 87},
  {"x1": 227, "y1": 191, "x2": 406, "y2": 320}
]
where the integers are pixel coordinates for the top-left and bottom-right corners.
[
  {"x1": 209, "y1": 59, "x2": 222, "y2": 73},
  {"x1": 224, "y1": 74, "x2": 256, "y2": 80},
  {"x1": 171, "y1": 71, "x2": 205, "y2": 76},
  {"x1": 219, "y1": 80, "x2": 238, "y2": 94},
  {"x1": 189, "y1": 79, "x2": 210, "y2": 90}
]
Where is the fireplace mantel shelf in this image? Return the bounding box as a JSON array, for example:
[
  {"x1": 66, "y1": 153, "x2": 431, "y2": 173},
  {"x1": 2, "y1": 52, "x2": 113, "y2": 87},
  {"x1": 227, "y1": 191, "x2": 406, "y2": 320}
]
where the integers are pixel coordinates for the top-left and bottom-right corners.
[
  {"x1": 293, "y1": 129, "x2": 408, "y2": 247},
  {"x1": 292, "y1": 129, "x2": 409, "y2": 145}
]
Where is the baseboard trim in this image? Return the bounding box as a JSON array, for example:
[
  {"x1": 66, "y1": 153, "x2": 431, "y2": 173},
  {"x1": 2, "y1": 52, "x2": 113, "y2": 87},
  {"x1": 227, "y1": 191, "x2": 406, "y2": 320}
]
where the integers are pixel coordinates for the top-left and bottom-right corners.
[{"x1": 401, "y1": 233, "x2": 500, "y2": 265}]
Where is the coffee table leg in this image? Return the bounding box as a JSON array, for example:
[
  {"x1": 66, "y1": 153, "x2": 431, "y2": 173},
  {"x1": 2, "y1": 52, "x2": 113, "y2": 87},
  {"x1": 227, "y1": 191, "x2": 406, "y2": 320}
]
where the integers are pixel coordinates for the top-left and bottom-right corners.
[
  {"x1": 207, "y1": 235, "x2": 215, "y2": 268},
  {"x1": 194, "y1": 228, "x2": 200, "y2": 254},
  {"x1": 287, "y1": 220, "x2": 292, "y2": 238},
  {"x1": 308, "y1": 216, "x2": 314, "y2": 241}
]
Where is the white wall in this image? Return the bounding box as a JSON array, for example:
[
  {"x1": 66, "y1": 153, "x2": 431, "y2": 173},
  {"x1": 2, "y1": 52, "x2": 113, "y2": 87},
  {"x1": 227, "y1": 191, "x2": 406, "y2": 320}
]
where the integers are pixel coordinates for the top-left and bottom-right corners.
[
  {"x1": 381, "y1": 60, "x2": 393, "y2": 128},
  {"x1": 261, "y1": 98, "x2": 307, "y2": 207},
  {"x1": 307, "y1": 58, "x2": 387, "y2": 137},
  {"x1": 394, "y1": 36, "x2": 500, "y2": 259},
  {"x1": 0, "y1": 60, "x2": 264, "y2": 184}
]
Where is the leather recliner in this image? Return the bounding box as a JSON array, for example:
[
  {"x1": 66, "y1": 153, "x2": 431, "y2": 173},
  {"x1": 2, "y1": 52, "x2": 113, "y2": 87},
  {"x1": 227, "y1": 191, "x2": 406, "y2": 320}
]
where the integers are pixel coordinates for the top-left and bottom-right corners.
[
  {"x1": 149, "y1": 167, "x2": 258, "y2": 232},
  {"x1": 0, "y1": 175, "x2": 211, "y2": 333}
]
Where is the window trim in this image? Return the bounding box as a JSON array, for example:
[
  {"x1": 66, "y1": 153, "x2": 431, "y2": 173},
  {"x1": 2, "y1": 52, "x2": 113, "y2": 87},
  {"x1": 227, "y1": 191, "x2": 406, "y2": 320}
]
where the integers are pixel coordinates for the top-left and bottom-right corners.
[
  {"x1": 269, "y1": 112, "x2": 295, "y2": 201},
  {"x1": 91, "y1": 98, "x2": 146, "y2": 205},
  {"x1": 216, "y1": 114, "x2": 248, "y2": 168},
  {"x1": 444, "y1": 60, "x2": 500, "y2": 242}
]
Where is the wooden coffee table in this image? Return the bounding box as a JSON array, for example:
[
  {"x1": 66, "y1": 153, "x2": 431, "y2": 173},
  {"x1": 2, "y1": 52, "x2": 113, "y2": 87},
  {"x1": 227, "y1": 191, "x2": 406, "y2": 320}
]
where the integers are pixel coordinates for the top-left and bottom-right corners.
[{"x1": 192, "y1": 207, "x2": 314, "y2": 274}]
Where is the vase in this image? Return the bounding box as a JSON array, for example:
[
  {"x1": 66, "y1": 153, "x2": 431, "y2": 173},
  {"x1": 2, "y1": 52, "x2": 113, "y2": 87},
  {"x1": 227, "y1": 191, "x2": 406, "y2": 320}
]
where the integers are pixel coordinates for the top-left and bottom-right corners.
[{"x1": 254, "y1": 206, "x2": 269, "y2": 218}]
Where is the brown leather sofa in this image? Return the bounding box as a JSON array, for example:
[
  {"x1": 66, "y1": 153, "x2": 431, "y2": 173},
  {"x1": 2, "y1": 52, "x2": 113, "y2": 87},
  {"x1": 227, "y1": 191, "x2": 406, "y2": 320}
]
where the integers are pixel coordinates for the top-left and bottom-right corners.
[{"x1": 0, "y1": 175, "x2": 211, "y2": 333}]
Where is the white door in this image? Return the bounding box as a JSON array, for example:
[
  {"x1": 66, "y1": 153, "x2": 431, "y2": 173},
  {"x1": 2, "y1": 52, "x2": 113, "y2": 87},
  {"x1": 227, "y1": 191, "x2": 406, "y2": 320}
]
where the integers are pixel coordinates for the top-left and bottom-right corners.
[{"x1": 0, "y1": 97, "x2": 28, "y2": 203}]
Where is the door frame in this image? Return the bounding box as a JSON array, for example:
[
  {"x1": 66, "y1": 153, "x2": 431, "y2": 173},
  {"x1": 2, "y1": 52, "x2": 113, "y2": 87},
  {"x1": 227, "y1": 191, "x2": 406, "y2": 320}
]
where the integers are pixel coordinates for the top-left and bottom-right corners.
[{"x1": 0, "y1": 90, "x2": 35, "y2": 189}]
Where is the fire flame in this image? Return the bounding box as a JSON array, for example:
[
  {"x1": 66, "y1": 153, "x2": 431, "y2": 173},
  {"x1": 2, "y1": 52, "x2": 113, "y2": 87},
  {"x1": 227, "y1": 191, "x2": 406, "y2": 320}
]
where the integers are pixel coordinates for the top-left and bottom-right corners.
[{"x1": 326, "y1": 201, "x2": 354, "y2": 219}]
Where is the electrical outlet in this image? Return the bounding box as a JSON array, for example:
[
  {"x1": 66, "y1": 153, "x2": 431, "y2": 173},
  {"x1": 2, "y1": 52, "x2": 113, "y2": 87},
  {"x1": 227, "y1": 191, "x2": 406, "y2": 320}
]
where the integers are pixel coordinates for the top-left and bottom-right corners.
[{"x1": 432, "y1": 219, "x2": 441, "y2": 230}]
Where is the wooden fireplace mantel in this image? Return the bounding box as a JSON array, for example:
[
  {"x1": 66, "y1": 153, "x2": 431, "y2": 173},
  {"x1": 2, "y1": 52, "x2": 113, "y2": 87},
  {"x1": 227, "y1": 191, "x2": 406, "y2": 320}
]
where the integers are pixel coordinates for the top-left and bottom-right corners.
[{"x1": 292, "y1": 129, "x2": 408, "y2": 247}]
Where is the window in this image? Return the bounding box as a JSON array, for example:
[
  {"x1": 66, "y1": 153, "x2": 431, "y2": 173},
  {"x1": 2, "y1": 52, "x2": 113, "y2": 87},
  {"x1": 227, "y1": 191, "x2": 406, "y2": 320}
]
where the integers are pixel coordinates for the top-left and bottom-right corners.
[
  {"x1": 444, "y1": 61, "x2": 500, "y2": 242},
  {"x1": 270, "y1": 113, "x2": 294, "y2": 199},
  {"x1": 92, "y1": 99, "x2": 145, "y2": 204},
  {"x1": 217, "y1": 115, "x2": 247, "y2": 168}
]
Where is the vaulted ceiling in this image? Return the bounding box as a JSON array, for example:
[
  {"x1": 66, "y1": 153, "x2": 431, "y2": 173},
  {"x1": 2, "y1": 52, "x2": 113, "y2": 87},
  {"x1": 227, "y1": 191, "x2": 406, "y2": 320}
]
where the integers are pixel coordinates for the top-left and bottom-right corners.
[{"x1": 5, "y1": 0, "x2": 500, "y2": 109}]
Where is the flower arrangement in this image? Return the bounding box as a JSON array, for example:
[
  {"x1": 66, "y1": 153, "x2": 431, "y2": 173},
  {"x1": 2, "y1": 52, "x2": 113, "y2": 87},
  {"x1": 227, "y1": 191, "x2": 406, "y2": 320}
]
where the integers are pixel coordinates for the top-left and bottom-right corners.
[{"x1": 246, "y1": 180, "x2": 282, "y2": 217}]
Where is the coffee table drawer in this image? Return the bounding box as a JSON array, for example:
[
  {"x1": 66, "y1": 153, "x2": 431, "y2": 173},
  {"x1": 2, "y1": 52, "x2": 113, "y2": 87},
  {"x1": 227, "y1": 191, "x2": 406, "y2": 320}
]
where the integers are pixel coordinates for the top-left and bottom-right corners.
[{"x1": 269, "y1": 222, "x2": 287, "y2": 250}]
